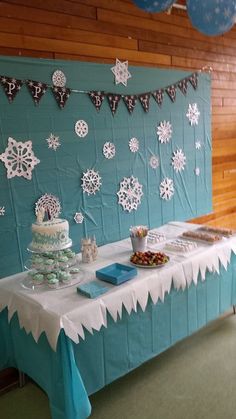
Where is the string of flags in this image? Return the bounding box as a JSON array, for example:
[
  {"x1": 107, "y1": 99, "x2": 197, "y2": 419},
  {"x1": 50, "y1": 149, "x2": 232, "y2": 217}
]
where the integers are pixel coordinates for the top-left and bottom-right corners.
[{"x1": 0, "y1": 66, "x2": 212, "y2": 116}]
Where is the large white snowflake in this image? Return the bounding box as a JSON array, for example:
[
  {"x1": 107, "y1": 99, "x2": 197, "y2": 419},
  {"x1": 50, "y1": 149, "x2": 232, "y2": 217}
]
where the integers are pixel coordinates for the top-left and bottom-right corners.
[
  {"x1": 159, "y1": 178, "x2": 174, "y2": 201},
  {"x1": 0, "y1": 137, "x2": 40, "y2": 180},
  {"x1": 74, "y1": 212, "x2": 84, "y2": 224},
  {"x1": 157, "y1": 121, "x2": 172, "y2": 144},
  {"x1": 129, "y1": 137, "x2": 139, "y2": 153},
  {"x1": 35, "y1": 193, "x2": 61, "y2": 219},
  {"x1": 75, "y1": 120, "x2": 88, "y2": 138},
  {"x1": 103, "y1": 142, "x2": 116, "y2": 159},
  {"x1": 149, "y1": 155, "x2": 159, "y2": 169},
  {"x1": 0, "y1": 206, "x2": 5, "y2": 216},
  {"x1": 81, "y1": 169, "x2": 102, "y2": 195},
  {"x1": 46, "y1": 133, "x2": 61, "y2": 151},
  {"x1": 172, "y1": 149, "x2": 186, "y2": 173},
  {"x1": 186, "y1": 103, "x2": 200, "y2": 126},
  {"x1": 111, "y1": 58, "x2": 131, "y2": 86},
  {"x1": 117, "y1": 176, "x2": 143, "y2": 212}
]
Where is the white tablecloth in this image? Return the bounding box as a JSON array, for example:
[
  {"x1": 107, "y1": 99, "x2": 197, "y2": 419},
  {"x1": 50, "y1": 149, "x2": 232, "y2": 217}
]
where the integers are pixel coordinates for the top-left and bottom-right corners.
[{"x1": 0, "y1": 221, "x2": 236, "y2": 350}]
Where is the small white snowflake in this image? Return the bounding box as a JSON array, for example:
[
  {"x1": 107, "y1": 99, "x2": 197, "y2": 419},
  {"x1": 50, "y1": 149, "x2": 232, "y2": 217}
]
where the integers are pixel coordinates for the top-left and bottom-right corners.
[
  {"x1": 111, "y1": 58, "x2": 131, "y2": 86},
  {"x1": 159, "y1": 178, "x2": 174, "y2": 201},
  {"x1": 186, "y1": 103, "x2": 200, "y2": 126},
  {"x1": 0, "y1": 206, "x2": 5, "y2": 216},
  {"x1": 195, "y1": 141, "x2": 201, "y2": 150},
  {"x1": 52, "y1": 70, "x2": 66, "y2": 87},
  {"x1": 172, "y1": 149, "x2": 186, "y2": 173},
  {"x1": 81, "y1": 169, "x2": 102, "y2": 195},
  {"x1": 149, "y1": 155, "x2": 159, "y2": 169},
  {"x1": 74, "y1": 212, "x2": 84, "y2": 224},
  {"x1": 117, "y1": 176, "x2": 143, "y2": 212},
  {"x1": 157, "y1": 120, "x2": 172, "y2": 144},
  {"x1": 75, "y1": 120, "x2": 88, "y2": 138},
  {"x1": 46, "y1": 133, "x2": 61, "y2": 151},
  {"x1": 195, "y1": 167, "x2": 200, "y2": 176},
  {"x1": 103, "y1": 142, "x2": 116, "y2": 159},
  {"x1": 129, "y1": 137, "x2": 139, "y2": 153}
]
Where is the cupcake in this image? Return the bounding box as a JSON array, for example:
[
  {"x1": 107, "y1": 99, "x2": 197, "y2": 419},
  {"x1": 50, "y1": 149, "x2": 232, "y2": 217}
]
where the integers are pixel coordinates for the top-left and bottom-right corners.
[
  {"x1": 59, "y1": 271, "x2": 71, "y2": 284},
  {"x1": 44, "y1": 258, "x2": 55, "y2": 271},
  {"x1": 47, "y1": 274, "x2": 59, "y2": 289},
  {"x1": 58, "y1": 256, "x2": 69, "y2": 267},
  {"x1": 32, "y1": 273, "x2": 44, "y2": 285},
  {"x1": 69, "y1": 267, "x2": 80, "y2": 274}
]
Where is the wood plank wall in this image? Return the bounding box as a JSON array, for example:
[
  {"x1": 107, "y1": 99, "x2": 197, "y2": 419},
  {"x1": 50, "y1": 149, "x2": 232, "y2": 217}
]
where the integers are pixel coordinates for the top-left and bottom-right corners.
[{"x1": 0, "y1": 0, "x2": 235, "y2": 228}]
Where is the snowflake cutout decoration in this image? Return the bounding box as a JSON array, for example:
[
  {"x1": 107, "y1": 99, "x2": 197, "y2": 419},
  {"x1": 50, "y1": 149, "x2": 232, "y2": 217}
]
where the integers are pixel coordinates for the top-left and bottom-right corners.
[
  {"x1": 195, "y1": 167, "x2": 200, "y2": 176},
  {"x1": 159, "y1": 178, "x2": 174, "y2": 201},
  {"x1": 172, "y1": 149, "x2": 186, "y2": 173},
  {"x1": 111, "y1": 58, "x2": 131, "y2": 86},
  {"x1": 35, "y1": 193, "x2": 61, "y2": 219},
  {"x1": 75, "y1": 120, "x2": 88, "y2": 138},
  {"x1": 149, "y1": 155, "x2": 159, "y2": 169},
  {"x1": 81, "y1": 169, "x2": 102, "y2": 196},
  {"x1": 117, "y1": 176, "x2": 143, "y2": 213},
  {"x1": 129, "y1": 137, "x2": 139, "y2": 153},
  {"x1": 46, "y1": 133, "x2": 61, "y2": 151},
  {"x1": 74, "y1": 212, "x2": 84, "y2": 224},
  {"x1": 186, "y1": 103, "x2": 200, "y2": 126},
  {"x1": 0, "y1": 206, "x2": 5, "y2": 216},
  {"x1": 103, "y1": 142, "x2": 116, "y2": 159},
  {"x1": 195, "y1": 141, "x2": 201, "y2": 150},
  {"x1": 52, "y1": 70, "x2": 66, "y2": 87},
  {"x1": 0, "y1": 137, "x2": 40, "y2": 180},
  {"x1": 157, "y1": 120, "x2": 172, "y2": 144}
]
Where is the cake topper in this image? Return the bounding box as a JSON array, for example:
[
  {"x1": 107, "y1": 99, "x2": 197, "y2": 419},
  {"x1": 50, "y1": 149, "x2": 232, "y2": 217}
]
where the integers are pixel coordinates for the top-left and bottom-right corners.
[{"x1": 35, "y1": 193, "x2": 61, "y2": 220}]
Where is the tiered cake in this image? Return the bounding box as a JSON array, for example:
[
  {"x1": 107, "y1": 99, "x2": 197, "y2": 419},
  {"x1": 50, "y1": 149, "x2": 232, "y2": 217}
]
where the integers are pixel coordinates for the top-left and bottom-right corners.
[{"x1": 29, "y1": 218, "x2": 72, "y2": 252}]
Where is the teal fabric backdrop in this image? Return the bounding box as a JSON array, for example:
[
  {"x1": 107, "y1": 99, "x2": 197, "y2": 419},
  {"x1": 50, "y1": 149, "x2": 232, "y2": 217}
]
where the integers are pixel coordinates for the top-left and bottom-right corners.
[{"x1": 0, "y1": 56, "x2": 212, "y2": 278}]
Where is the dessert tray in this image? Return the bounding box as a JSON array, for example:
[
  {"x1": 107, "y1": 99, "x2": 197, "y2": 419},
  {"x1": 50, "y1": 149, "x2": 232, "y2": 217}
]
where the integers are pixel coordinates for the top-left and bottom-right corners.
[
  {"x1": 130, "y1": 251, "x2": 169, "y2": 269},
  {"x1": 181, "y1": 230, "x2": 223, "y2": 245},
  {"x1": 21, "y1": 268, "x2": 87, "y2": 291}
]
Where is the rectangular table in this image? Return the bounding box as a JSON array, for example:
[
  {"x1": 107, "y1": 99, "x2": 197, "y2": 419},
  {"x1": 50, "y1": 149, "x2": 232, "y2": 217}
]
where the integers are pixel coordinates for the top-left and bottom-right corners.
[{"x1": 1, "y1": 222, "x2": 236, "y2": 418}]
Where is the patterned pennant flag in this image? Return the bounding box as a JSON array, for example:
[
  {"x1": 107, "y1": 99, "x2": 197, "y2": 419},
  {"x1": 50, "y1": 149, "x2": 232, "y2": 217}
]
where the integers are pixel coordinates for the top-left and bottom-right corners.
[
  {"x1": 123, "y1": 95, "x2": 137, "y2": 114},
  {"x1": 26, "y1": 80, "x2": 48, "y2": 105},
  {"x1": 166, "y1": 85, "x2": 177, "y2": 102},
  {"x1": 107, "y1": 93, "x2": 121, "y2": 116},
  {"x1": 152, "y1": 89, "x2": 164, "y2": 107},
  {"x1": 189, "y1": 72, "x2": 198, "y2": 90},
  {"x1": 88, "y1": 91, "x2": 105, "y2": 112},
  {"x1": 0, "y1": 76, "x2": 23, "y2": 103},
  {"x1": 139, "y1": 93, "x2": 150, "y2": 113},
  {"x1": 178, "y1": 79, "x2": 188, "y2": 96},
  {"x1": 52, "y1": 86, "x2": 71, "y2": 109}
]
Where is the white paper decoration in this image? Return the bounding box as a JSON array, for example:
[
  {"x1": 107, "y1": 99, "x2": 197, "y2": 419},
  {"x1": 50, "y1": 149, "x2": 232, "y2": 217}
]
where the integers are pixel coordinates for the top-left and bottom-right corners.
[
  {"x1": 52, "y1": 70, "x2": 66, "y2": 87},
  {"x1": 195, "y1": 167, "x2": 200, "y2": 176},
  {"x1": 35, "y1": 193, "x2": 61, "y2": 219},
  {"x1": 103, "y1": 142, "x2": 116, "y2": 159},
  {"x1": 111, "y1": 58, "x2": 131, "y2": 86},
  {"x1": 186, "y1": 103, "x2": 200, "y2": 126},
  {"x1": 129, "y1": 137, "x2": 139, "y2": 153},
  {"x1": 117, "y1": 176, "x2": 143, "y2": 212},
  {"x1": 0, "y1": 137, "x2": 40, "y2": 180},
  {"x1": 157, "y1": 120, "x2": 172, "y2": 144},
  {"x1": 74, "y1": 212, "x2": 84, "y2": 224},
  {"x1": 46, "y1": 133, "x2": 61, "y2": 151},
  {"x1": 75, "y1": 120, "x2": 88, "y2": 138},
  {"x1": 149, "y1": 155, "x2": 159, "y2": 169},
  {"x1": 195, "y1": 141, "x2": 201, "y2": 150},
  {"x1": 0, "y1": 206, "x2": 5, "y2": 216},
  {"x1": 172, "y1": 149, "x2": 186, "y2": 173},
  {"x1": 159, "y1": 178, "x2": 174, "y2": 201},
  {"x1": 81, "y1": 169, "x2": 102, "y2": 195}
]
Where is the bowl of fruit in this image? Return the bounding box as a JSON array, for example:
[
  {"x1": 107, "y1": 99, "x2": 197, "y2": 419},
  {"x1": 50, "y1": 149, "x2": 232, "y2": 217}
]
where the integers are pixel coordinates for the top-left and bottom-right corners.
[{"x1": 130, "y1": 251, "x2": 169, "y2": 268}]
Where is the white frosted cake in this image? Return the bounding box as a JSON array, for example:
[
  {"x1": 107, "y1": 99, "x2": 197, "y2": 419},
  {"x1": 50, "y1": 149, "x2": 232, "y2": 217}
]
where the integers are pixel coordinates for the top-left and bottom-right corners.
[{"x1": 29, "y1": 218, "x2": 72, "y2": 252}]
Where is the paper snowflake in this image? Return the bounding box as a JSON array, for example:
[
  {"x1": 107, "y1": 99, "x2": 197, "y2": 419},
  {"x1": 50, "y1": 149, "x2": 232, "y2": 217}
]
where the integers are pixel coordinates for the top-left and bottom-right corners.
[
  {"x1": 186, "y1": 103, "x2": 200, "y2": 126},
  {"x1": 159, "y1": 178, "x2": 174, "y2": 201},
  {"x1": 81, "y1": 169, "x2": 102, "y2": 195},
  {"x1": 46, "y1": 133, "x2": 61, "y2": 151},
  {"x1": 103, "y1": 142, "x2": 116, "y2": 159},
  {"x1": 195, "y1": 167, "x2": 200, "y2": 176},
  {"x1": 35, "y1": 193, "x2": 61, "y2": 219},
  {"x1": 111, "y1": 58, "x2": 131, "y2": 86},
  {"x1": 157, "y1": 121, "x2": 172, "y2": 144},
  {"x1": 172, "y1": 149, "x2": 186, "y2": 173},
  {"x1": 117, "y1": 176, "x2": 143, "y2": 212},
  {"x1": 75, "y1": 120, "x2": 88, "y2": 138},
  {"x1": 195, "y1": 141, "x2": 201, "y2": 150},
  {"x1": 0, "y1": 137, "x2": 40, "y2": 180},
  {"x1": 74, "y1": 212, "x2": 84, "y2": 224},
  {"x1": 129, "y1": 137, "x2": 139, "y2": 153},
  {"x1": 52, "y1": 70, "x2": 66, "y2": 87},
  {"x1": 149, "y1": 155, "x2": 159, "y2": 169},
  {"x1": 0, "y1": 206, "x2": 5, "y2": 216}
]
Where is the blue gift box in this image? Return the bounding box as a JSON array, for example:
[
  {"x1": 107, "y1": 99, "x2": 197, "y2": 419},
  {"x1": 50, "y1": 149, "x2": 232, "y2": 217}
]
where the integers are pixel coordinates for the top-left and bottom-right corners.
[{"x1": 96, "y1": 263, "x2": 137, "y2": 285}]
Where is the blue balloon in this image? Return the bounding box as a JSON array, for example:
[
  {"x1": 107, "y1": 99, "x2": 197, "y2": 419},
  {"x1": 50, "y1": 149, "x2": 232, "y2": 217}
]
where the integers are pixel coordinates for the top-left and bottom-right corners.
[
  {"x1": 133, "y1": 0, "x2": 176, "y2": 13},
  {"x1": 187, "y1": 0, "x2": 236, "y2": 36}
]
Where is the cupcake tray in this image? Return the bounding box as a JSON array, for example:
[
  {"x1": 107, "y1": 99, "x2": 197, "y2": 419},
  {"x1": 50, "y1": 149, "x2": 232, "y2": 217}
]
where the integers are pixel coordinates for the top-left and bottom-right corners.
[{"x1": 21, "y1": 269, "x2": 88, "y2": 291}]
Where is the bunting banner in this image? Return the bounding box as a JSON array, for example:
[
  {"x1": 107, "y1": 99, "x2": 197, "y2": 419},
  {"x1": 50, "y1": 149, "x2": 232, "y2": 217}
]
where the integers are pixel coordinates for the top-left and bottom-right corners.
[
  {"x1": 178, "y1": 79, "x2": 188, "y2": 96},
  {"x1": 166, "y1": 85, "x2": 177, "y2": 102},
  {"x1": 152, "y1": 89, "x2": 164, "y2": 107},
  {"x1": 52, "y1": 86, "x2": 71, "y2": 109},
  {"x1": 88, "y1": 91, "x2": 105, "y2": 112},
  {"x1": 123, "y1": 94, "x2": 137, "y2": 114},
  {"x1": 1, "y1": 76, "x2": 23, "y2": 103},
  {"x1": 139, "y1": 93, "x2": 150, "y2": 113},
  {"x1": 189, "y1": 73, "x2": 198, "y2": 90},
  {"x1": 107, "y1": 93, "x2": 121, "y2": 116},
  {"x1": 26, "y1": 80, "x2": 48, "y2": 105}
]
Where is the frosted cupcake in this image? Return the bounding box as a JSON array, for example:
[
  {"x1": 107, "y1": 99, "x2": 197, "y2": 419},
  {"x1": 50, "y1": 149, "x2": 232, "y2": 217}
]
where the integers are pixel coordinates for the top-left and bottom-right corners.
[
  {"x1": 44, "y1": 258, "x2": 55, "y2": 272},
  {"x1": 59, "y1": 271, "x2": 71, "y2": 284},
  {"x1": 32, "y1": 273, "x2": 44, "y2": 285},
  {"x1": 58, "y1": 256, "x2": 69, "y2": 268},
  {"x1": 47, "y1": 273, "x2": 59, "y2": 289},
  {"x1": 69, "y1": 267, "x2": 80, "y2": 274}
]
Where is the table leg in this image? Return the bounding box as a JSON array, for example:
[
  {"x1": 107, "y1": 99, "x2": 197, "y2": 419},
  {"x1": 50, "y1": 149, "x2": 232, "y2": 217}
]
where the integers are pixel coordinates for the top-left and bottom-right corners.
[
  {"x1": 18, "y1": 371, "x2": 26, "y2": 388},
  {"x1": 233, "y1": 305, "x2": 236, "y2": 315}
]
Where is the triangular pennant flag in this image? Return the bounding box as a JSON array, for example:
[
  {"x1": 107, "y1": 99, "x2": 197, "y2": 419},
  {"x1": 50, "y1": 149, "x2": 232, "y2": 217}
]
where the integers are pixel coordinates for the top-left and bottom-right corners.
[
  {"x1": 166, "y1": 85, "x2": 177, "y2": 102},
  {"x1": 123, "y1": 95, "x2": 137, "y2": 114},
  {"x1": 107, "y1": 93, "x2": 121, "y2": 116},
  {"x1": 1, "y1": 76, "x2": 23, "y2": 103},
  {"x1": 52, "y1": 86, "x2": 71, "y2": 109},
  {"x1": 152, "y1": 89, "x2": 164, "y2": 107},
  {"x1": 189, "y1": 72, "x2": 198, "y2": 90},
  {"x1": 26, "y1": 80, "x2": 48, "y2": 105},
  {"x1": 178, "y1": 79, "x2": 188, "y2": 96},
  {"x1": 88, "y1": 91, "x2": 105, "y2": 112},
  {"x1": 139, "y1": 93, "x2": 150, "y2": 113}
]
